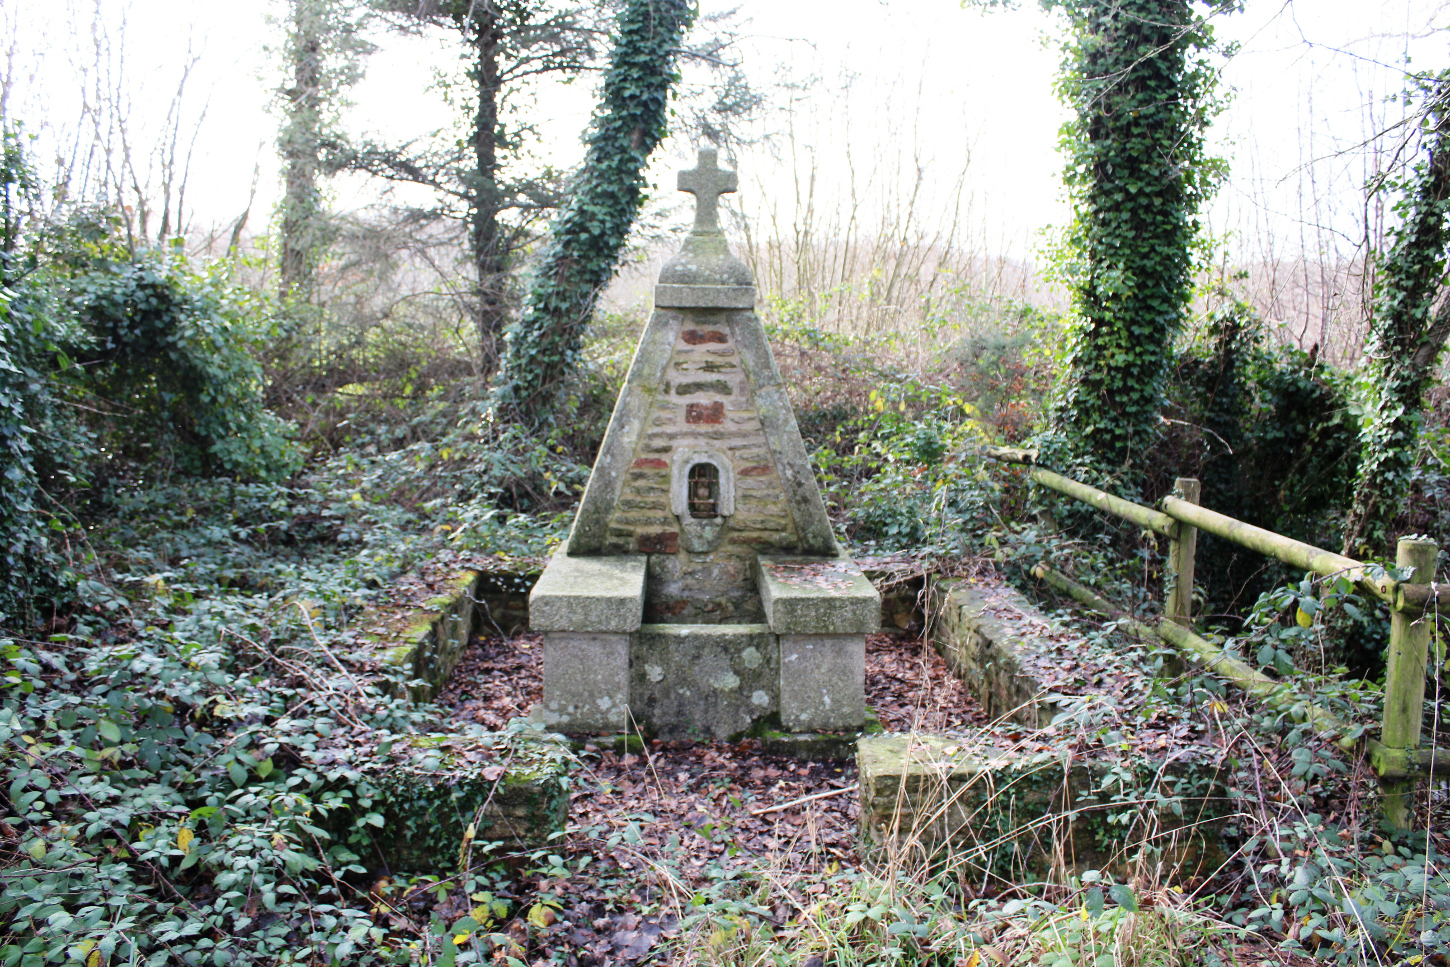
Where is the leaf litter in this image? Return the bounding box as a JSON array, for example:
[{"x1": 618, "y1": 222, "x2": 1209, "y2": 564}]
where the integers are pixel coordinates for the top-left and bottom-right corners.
[{"x1": 421, "y1": 627, "x2": 988, "y2": 963}]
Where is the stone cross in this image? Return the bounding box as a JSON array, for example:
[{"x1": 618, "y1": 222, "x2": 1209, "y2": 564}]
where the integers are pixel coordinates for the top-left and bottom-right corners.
[{"x1": 678, "y1": 147, "x2": 737, "y2": 236}]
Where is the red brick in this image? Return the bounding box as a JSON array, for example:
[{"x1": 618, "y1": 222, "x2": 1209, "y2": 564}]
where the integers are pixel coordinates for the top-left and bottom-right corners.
[
  {"x1": 648, "y1": 600, "x2": 690, "y2": 618},
  {"x1": 685, "y1": 401, "x2": 726, "y2": 424},
  {"x1": 638, "y1": 531, "x2": 679, "y2": 554},
  {"x1": 739, "y1": 464, "x2": 774, "y2": 476},
  {"x1": 682, "y1": 329, "x2": 727, "y2": 345},
  {"x1": 632, "y1": 457, "x2": 669, "y2": 469}
]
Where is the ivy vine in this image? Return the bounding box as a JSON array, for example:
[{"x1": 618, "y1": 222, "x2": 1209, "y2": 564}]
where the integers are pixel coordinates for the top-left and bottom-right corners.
[
  {"x1": 1041, "y1": 0, "x2": 1233, "y2": 472},
  {"x1": 1342, "y1": 74, "x2": 1450, "y2": 556},
  {"x1": 500, "y1": 0, "x2": 694, "y2": 425}
]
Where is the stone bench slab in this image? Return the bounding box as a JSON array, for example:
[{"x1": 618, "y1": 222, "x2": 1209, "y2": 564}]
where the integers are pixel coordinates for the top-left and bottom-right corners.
[
  {"x1": 529, "y1": 552, "x2": 647, "y2": 633},
  {"x1": 758, "y1": 554, "x2": 881, "y2": 635}
]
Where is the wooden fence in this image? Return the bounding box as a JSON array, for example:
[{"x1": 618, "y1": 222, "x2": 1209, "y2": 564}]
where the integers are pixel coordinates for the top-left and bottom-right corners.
[{"x1": 983, "y1": 446, "x2": 1447, "y2": 829}]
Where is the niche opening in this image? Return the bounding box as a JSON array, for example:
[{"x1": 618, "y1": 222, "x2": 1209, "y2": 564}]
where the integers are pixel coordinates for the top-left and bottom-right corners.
[{"x1": 687, "y1": 463, "x2": 720, "y2": 518}]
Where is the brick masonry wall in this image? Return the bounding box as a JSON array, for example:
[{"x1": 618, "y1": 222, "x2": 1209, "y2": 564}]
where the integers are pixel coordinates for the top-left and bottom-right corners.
[{"x1": 601, "y1": 309, "x2": 803, "y2": 623}]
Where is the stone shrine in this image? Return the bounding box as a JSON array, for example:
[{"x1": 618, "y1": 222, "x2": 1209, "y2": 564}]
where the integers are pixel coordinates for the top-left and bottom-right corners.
[{"x1": 529, "y1": 148, "x2": 880, "y2": 740}]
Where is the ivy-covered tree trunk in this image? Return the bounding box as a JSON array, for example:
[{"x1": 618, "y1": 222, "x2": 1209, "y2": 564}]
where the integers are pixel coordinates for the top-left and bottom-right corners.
[
  {"x1": 464, "y1": 7, "x2": 509, "y2": 370},
  {"x1": 277, "y1": 0, "x2": 372, "y2": 302},
  {"x1": 1342, "y1": 80, "x2": 1450, "y2": 557},
  {"x1": 1044, "y1": 0, "x2": 1225, "y2": 471},
  {"x1": 502, "y1": 0, "x2": 694, "y2": 424}
]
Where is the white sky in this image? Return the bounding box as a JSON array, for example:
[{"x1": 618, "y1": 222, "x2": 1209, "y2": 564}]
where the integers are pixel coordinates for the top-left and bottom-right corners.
[{"x1": 3, "y1": 0, "x2": 1447, "y2": 262}]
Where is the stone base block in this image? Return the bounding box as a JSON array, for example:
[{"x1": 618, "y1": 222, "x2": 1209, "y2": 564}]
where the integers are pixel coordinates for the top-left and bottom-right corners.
[
  {"x1": 537, "y1": 633, "x2": 630, "y2": 732},
  {"x1": 857, "y1": 734, "x2": 1229, "y2": 881},
  {"x1": 631, "y1": 623, "x2": 777, "y2": 740},
  {"x1": 779, "y1": 633, "x2": 865, "y2": 731}
]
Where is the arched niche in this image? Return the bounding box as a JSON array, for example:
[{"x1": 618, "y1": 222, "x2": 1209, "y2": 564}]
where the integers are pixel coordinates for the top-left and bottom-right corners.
[{"x1": 670, "y1": 449, "x2": 735, "y2": 520}]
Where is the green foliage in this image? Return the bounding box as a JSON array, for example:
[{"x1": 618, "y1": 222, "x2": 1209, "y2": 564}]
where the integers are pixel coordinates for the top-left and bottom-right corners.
[
  {"x1": 0, "y1": 462, "x2": 575, "y2": 965},
  {"x1": 1041, "y1": 0, "x2": 1233, "y2": 470},
  {"x1": 1, "y1": 123, "x2": 308, "y2": 620},
  {"x1": 0, "y1": 127, "x2": 90, "y2": 621},
  {"x1": 943, "y1": 298, "x2": 1063, "y2": 441},
  {"x1": 0, "y1": 485, "x2": 412, "y2": 964},
  {"x1": 67, "y1": 246, "x2": 301, "y2": 480},
  {"x1": 1223, "y1": 795, "x2": 1450, "y2": 964},
  {"x1": 1344, "y1": 74, "x2": 1450, "y2": 557},
  {"x1": 1226, "y1": 572, "x2": 1387, "y2": 679},
  {"x1": 501, "y1": 0, "x2": 694, "y2": 422},
  {"x1": 808, "y1": 379, "x2": 999, "y2": 554},
  {"x1": 1168, "y1": 297, "x2": 1362, "y2": 623}
]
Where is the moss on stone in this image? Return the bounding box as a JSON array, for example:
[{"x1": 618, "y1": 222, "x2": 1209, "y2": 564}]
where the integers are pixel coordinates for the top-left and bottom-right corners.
[{"x1": 353, "y1": 728, "x2": 573, "y2": 872}]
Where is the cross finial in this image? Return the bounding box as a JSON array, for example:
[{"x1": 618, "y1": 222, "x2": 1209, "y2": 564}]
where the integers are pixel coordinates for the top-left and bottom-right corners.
[{"x1": 678, "y1": 147, "x2": 737, "y2": 236}]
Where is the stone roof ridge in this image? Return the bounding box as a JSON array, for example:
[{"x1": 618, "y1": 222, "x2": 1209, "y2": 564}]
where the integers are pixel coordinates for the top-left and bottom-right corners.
[{"x1": 656, "y1": 147, "x2": 755, "y2": 309}]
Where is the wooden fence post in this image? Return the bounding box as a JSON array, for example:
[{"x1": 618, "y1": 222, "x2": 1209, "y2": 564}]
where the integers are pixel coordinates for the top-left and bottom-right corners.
[
  {"x1": 1166, "y1": 478, "x2": 1200, "y2": 628},
  {"x1": 1382, "y1": 536, "x2": 1437, "y2": 829}
]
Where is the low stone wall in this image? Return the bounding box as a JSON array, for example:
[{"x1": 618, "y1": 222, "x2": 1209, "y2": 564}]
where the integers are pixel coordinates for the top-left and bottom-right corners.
[
  {"x1": 355, "y1": 564, "x2": 538, "y2": 703},
  {"x1": 353, "y1": 569, "x2": 480, "y2": 703},
  {"x1": 858, "y1": 733, "x2": 1229, "y2": 881},
  {"x1": 354, "y1": 729, "x2": 572, "y2": 870},
  {"x1": 926, "y1": 578, "x2": 1067, "y2": 728}
]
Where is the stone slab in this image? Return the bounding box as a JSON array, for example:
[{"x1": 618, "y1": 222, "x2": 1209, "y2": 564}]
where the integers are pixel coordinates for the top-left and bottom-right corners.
[
  {"x1": 758, "y1": 554, "x2": 881, "y2": 635},
  {"x1": 779, "y1": 633, "x2": 865, "y2": 731},
  {"x1": 927, "y1": 578, "x2": 1064, "y2": 727},
  {"x1": 654, "y1": 283, "x2": 756, "y2": 308},
  {"x1": 536, "y1": 632, "x2": 631, "y2": 732},
  {"x1": 630, "y1": 623, "x2": 777, "y2": 740},
  {"x1": 529, "y1": 552, "x2": 647, "y2": 633},
  {"x1": 857, "y1": 733, "x2": 1229, "y2": 880}
]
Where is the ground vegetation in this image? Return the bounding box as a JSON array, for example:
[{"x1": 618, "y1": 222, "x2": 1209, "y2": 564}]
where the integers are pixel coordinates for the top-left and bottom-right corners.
[{"x1": 3, "y1": 4, "x2": 1450, "y2": 965}]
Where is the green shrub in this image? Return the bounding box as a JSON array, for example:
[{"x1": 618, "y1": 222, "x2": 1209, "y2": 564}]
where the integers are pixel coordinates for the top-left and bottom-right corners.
[
  {"x1": 1165, "y1": 298, "x2": 1361, "y2": 626},
  {"x1": 66, "y1": 245, "x2": 301, "y2": 481}
]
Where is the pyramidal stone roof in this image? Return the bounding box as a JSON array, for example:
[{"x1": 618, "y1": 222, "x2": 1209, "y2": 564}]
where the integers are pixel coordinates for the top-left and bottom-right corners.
[{"x1": 565, "y1": 148, "x2": 836, "y2": 561}]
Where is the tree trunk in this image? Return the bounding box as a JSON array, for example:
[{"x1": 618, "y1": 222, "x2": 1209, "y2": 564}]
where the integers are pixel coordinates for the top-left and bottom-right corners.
[
  {"x1": 1343, "y1": 83, "x2": 1450, "y2": 557},
  {"x1": 280, "y1": 0, "x2": 324, "y2": 302},
  {"x1": 467, "y1": 8, "x2": 508, "y2": 373},
  {"x1": 503, "y1": 0, "x2": 695, "y2": 424}
]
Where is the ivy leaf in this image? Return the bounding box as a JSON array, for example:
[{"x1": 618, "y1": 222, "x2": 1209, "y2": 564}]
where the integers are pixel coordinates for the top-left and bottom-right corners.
[{"x1": 97, "y1": 719, "x2": 122, "y2": 744}]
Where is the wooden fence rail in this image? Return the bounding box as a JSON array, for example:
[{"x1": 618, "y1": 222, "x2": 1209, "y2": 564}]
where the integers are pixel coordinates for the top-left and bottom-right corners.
[{"x1": 982, "y1": 446, "x2": 1447, "y2": 828}]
